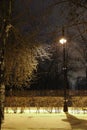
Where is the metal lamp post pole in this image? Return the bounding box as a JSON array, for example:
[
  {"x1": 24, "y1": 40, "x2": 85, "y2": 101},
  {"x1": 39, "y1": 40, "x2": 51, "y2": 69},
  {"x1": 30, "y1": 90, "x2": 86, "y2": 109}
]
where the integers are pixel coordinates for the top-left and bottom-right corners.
[
  {"x1": 63, "y1": 42, "x2": 68, "y2": 112},
  {"x1": 59, "y1": 35, "x2": 68, "y2": 112}
]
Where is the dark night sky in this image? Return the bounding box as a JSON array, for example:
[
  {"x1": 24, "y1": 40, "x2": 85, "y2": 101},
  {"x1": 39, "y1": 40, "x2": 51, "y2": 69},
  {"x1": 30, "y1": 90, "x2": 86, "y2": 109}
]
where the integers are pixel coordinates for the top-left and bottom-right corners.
[
  {"x1": 13, "y1": 0, "x2": 87, "y2": 45},
  {"x1": 13, "y1": 0, "x2": 71, "y2": 43}
]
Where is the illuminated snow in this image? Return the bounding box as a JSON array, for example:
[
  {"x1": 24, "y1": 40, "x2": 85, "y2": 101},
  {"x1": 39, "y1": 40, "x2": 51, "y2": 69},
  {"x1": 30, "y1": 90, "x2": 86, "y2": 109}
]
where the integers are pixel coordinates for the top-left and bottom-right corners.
[{"x1": 1, "y1": 108, "x2": 87, "y2": 130}]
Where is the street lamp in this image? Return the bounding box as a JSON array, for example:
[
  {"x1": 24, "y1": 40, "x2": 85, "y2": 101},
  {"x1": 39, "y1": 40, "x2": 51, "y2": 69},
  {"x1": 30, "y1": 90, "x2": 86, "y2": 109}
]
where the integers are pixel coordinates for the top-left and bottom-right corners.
[{"x1": 59, "y1": 37, "x2": 68, "y2": 112}]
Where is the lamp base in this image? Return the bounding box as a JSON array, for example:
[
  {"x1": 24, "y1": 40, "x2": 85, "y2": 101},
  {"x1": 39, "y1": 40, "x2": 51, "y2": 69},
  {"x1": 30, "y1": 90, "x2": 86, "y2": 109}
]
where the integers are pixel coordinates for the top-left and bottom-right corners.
[{"x1": 63, "y1": 101, "x2": 68, "y2": 112}]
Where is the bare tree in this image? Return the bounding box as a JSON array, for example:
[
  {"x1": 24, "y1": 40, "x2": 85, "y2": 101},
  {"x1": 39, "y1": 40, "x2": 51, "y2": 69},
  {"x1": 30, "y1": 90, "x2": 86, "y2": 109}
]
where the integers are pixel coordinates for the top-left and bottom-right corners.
[{"x1": 0, "y1": 0, "x2": 50, "y2": 126}]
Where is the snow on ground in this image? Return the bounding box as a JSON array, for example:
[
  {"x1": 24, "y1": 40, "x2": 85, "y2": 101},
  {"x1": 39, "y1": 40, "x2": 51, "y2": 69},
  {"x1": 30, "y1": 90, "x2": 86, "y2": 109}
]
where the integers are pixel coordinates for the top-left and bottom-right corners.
[{"x1": 1, "y1": 108, "x2": 87, "y2": 130}]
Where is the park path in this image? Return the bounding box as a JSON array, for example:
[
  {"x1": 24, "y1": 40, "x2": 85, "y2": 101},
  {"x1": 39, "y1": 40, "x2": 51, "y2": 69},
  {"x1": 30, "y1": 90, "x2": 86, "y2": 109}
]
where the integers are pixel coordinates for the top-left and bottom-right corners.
[{"x1": 1, "y1": 112, "x2": 87, "y2": 130}]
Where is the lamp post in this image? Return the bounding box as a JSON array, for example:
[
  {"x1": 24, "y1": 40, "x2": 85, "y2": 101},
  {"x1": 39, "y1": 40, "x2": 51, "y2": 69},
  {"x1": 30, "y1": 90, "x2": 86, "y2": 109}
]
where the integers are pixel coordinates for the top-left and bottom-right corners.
[{"x1": 59, "y1": 37, "x2": 68, "y2": 112}]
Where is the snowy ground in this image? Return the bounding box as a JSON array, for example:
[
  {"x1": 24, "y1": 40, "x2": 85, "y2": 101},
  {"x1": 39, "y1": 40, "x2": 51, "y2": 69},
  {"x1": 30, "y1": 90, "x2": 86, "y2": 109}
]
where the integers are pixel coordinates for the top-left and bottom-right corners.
[{"x1": 1, "y1": 108, "x2": 87, "y2": 130}]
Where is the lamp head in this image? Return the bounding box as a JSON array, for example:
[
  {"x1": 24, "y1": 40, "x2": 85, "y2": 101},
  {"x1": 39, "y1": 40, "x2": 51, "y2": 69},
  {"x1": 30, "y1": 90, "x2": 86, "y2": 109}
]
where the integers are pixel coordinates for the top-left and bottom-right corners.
[{"x1": 59, "y1": 37, "x2": 67, "y2": 44}]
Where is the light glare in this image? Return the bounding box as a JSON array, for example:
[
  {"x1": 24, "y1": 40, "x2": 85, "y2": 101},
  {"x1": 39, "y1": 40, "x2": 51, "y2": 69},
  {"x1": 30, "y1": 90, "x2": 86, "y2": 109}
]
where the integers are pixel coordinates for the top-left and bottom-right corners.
[{"x1": 59, "y1": 38, "x2": 67, "y2": 44}]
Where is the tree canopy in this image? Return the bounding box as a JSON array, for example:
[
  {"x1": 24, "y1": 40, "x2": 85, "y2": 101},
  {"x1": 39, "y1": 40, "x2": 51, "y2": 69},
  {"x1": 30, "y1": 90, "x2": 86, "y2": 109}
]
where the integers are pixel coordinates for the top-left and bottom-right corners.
[{"x1": 0, "y1": 0, "x2": 87, "y2": 88}]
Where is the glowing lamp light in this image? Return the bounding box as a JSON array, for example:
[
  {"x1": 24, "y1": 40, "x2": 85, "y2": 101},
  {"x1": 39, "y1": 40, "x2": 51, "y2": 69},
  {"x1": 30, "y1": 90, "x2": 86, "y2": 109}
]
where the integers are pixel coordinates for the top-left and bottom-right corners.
[{"x1": 59, "y1": 38, "x2": 67, "y2": 44}]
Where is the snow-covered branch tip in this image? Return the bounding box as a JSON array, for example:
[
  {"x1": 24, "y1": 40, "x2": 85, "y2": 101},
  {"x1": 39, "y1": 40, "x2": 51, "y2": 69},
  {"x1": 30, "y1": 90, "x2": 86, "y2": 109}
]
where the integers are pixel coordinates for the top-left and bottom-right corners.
[{"x1": 5, "y1": 24, "x2": 12, "y2": 37}]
